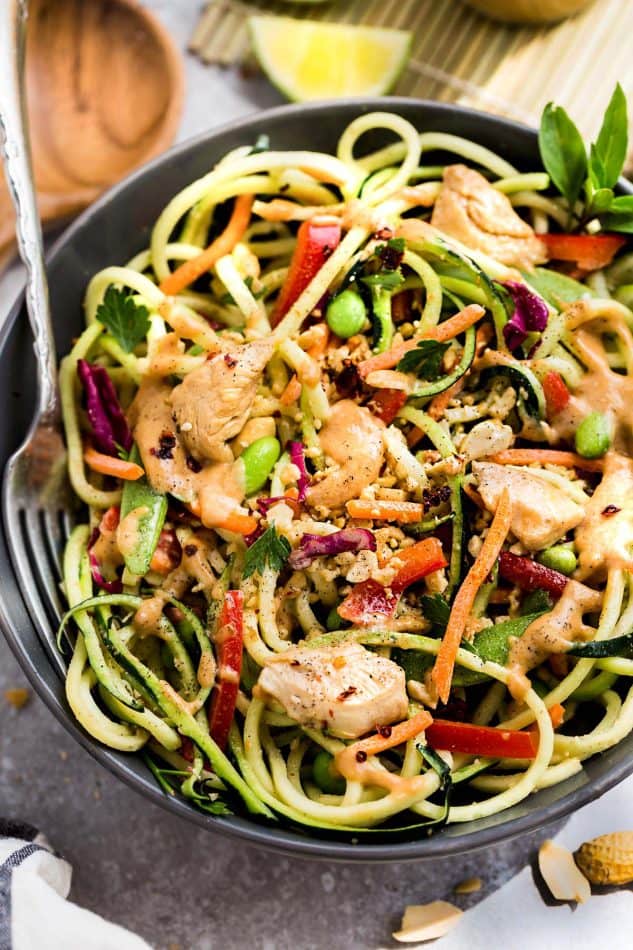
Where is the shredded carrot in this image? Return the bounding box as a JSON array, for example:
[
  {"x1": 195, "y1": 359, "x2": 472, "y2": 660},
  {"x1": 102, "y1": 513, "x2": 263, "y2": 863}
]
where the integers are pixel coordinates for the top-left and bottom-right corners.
[
  {"x1": 279, "y1": 374, "x2": 302, "y2": 406},
  {"x1": 427, "y1": 376, "x2": 465, "y2": 421},
  {"x1": 432, "y1": 488, "x2": 513, "y2": 704},
  {"x1": 346, "y1": 498, "x2": 425, "y2": 524},
  {"x1": 357, "y1": 304, "x2": 485, "y2": 378},
  {"x1": 528, "y1": 702, "x2": 565, "y2": 734},
  {"x1": 462, "y1": 482, "x2": 485, "y2": 510},
  {"x1": 186, "y1": 499, "x2": 258, "y2": 536},
  {"x1": 159, "y1": 194, "x2": 254, "y2": 296},
  {"x1": 488, "y1": 449, "x2": 604, "y2": 473},
  {"x1": 340, "y1": 711, "x2": 433, "y2": 762},
  {"x1": 84, "y1": 447, "x2": 144, "y2": 481}
]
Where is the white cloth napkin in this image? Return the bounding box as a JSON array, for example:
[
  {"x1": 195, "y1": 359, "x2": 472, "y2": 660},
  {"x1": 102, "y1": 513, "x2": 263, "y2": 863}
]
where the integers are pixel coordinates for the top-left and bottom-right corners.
[{"x1": 0, "y1": 821, "x2": 151, "y2": 950}]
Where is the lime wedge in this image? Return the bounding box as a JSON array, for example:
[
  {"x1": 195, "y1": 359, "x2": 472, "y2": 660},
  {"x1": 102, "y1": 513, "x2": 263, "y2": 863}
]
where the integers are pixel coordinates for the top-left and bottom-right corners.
[{"x1": 248, "y1": 16, "x2": 412, "y2": 101}]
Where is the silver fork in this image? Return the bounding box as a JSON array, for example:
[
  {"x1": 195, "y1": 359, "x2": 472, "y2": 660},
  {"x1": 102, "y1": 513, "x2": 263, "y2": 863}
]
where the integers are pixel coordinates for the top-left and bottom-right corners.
[{"x1": 0, "y1": 0, "x2": 74, "y2": 677}]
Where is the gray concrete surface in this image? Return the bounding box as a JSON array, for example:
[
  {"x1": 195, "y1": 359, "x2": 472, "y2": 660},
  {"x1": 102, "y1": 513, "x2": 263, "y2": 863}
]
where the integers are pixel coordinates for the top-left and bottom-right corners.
[{"x1": 0, "y1": 3, "x2": 558, "y2": 947}]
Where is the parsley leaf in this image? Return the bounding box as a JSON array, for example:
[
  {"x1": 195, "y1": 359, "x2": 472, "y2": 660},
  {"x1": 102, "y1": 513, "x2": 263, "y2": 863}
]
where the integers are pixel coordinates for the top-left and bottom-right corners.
[
  {"x1": 420, "y1": 593, "x2": 450, "y2": 629},
  {"x1": 538, "y1": 102, "x2": 587, "y2": 208},
  {"x1": 397, "y1": 339, "x2": 450, "y2": 378},
  {"x1": 243, "y1": 526, "x2": 291, "y2": 579},
  {"x1": 96, "y1": 286, "x2": 151, "y2": 353}
]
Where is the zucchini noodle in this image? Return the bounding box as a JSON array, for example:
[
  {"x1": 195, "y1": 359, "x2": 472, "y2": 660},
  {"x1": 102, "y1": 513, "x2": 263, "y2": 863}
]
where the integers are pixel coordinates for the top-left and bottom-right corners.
[{"x1": 54, "y1": 110, "x2": 633, "y2": 835}]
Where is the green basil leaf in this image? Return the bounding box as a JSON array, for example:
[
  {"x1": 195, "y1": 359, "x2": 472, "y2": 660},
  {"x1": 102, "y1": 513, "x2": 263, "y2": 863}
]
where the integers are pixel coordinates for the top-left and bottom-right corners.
[
  {"x1": 522, "y1": 267, "x2": 596, "y2": 307},
  {"x1": 590, "y1": 187, "x2": 615, "y2": 215},
  {"x1": 588, "y1": 144, "x2": 606, "y2": 190},
  {"x1": 593, "y1": 84, "x2": 629, "y2": 189},
  {"x1": 608, "y1": 195, "x2": 633, "y2": 213},
  {"x1": 539, "y1": 102, "x2": 587, "y2": 207},
  {"x1": 600, "y1": 213, "x2": 633, "y2": 234}
]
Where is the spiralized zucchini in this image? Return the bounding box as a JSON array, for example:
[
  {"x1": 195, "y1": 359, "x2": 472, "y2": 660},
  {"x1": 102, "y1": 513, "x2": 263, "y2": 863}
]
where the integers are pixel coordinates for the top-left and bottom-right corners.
[{"x1": 56, "y1": 110, "x2": 633, "y2": 835}]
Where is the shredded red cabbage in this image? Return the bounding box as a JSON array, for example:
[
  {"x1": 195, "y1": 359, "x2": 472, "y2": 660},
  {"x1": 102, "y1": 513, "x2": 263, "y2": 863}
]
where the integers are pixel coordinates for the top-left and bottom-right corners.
[
  {"x1": 88, "y1": 551, "x2": 123, "y2": 594},
  {"x1": 289, "y1": 441, "x2": 310, "y2": 502},
  {"x1": 288, "y1": 527, "x2": 375, "y2": 570},
  {"x1": 78, "y1": 359, "x2": 133, "y2": 457},
  {"x1": 502, "y1": 281, "x2": 549, "y2": 351},
  {"x1": 256, "y1": 495, "x2": 299, "y2": 515}
]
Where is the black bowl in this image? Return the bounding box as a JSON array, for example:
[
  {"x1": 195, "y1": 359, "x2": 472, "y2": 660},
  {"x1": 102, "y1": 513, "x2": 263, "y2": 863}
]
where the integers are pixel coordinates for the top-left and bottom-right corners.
[{"x1": 1, "y1": 98, "x2": 631, "y2": 862}]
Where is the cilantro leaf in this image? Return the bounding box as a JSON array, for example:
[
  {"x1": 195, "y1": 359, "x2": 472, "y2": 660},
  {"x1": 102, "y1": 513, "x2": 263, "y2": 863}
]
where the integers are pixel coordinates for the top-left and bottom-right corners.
[
  {"x1": 420, "y1": 593, "x2": 450, "y2": 629},
  {"x1": 538, "y1": 102, "x2": 587, "y2": 208},
  {"x1": 96, "y1": 286, "x2": 151, "y2": 353},
  {"x1": 397, "y1": 339, "x2": 450, "y2": 378},
  {"x1": 243, "y1": 525, "x2": 291, "y2": 579},
  {"x1": 361, "y1": 270, "x2": 404, "y2": 292}
]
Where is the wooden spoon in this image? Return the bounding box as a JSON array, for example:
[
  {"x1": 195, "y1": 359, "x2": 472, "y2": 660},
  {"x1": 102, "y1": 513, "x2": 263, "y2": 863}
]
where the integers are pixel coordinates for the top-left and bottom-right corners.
[{"x1": 0, "y1": 0, "x2": 184, "y2": 264}]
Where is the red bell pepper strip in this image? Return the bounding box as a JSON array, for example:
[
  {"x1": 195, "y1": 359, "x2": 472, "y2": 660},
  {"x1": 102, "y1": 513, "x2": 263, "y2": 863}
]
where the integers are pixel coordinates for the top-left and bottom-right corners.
[
  {"x1": 538, "y1": 233, "x2": 626, "y2": 271},
  {"x1": 368, "y1": 388, "x2": 408, "y2": 424},
  {"x1": 426, "y1": 718, "x2": 537, "y2": 759},
  {"x1": 271, "y1": 219, "x2": 342, "y2": 325},
  {"x1": 338, "y1": 537, "x2": 447, "y2": 625},
  {"x1": 208, "y1": 590, "x2": 244, "y2": 750},
  {"x1": 498, "y1": 551, "x2": 568, "y2": 599},
  {"x1": 542, "y1": 370, "x2": 570, "y2": 417}
]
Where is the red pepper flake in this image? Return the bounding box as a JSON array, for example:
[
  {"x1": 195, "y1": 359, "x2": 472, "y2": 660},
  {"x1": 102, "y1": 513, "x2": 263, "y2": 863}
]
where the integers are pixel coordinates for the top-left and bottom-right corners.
[
  {"x1": 224, "y1": 354, "x2": 237, "y2": 368},
  {"x1": 186, "y1": 455, "x2": 202, "y2": 473},
  {"x1": 337, "y1": 686, "x2": 357, "y2": 702},
  {"x1": 377, "y1": 724, "x2": 392, "y2": 739},
  {"x1": 322, "y1": 244, "x2": 334, "y2": 260},
  {"x1": 602, "y1": 505, "x2": 621, "y2": 517},
  {"x1": 355, "y1": 750, "x2": 368, "y2": 763},
  {"x1": 183, "y1": 544, "x2": 198, "y2": 557}
]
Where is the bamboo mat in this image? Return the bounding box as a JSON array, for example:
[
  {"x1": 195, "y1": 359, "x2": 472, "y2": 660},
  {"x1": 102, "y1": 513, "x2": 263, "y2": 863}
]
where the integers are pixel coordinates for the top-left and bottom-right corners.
[{"x1": 190, "y1": 0, "x2": 633, "y2": 142}]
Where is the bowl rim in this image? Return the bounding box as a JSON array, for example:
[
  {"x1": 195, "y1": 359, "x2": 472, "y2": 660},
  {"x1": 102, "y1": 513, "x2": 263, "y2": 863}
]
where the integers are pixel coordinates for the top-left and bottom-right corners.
[{"x1": 2, "y1": 96, "x2": 632, "y2": 862}]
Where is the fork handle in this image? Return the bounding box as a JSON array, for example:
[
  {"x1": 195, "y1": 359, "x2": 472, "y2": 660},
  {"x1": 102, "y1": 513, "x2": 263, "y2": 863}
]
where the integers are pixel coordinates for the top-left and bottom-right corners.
[{"x1": 0, "y1": 0, "x2": 58, "y2": 421}]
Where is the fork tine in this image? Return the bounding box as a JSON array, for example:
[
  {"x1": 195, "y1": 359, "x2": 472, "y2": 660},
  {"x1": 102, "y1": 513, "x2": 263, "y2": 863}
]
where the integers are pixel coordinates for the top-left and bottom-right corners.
[{"x1": 5, "y1": 493, "x2": 68, "y2": 679}]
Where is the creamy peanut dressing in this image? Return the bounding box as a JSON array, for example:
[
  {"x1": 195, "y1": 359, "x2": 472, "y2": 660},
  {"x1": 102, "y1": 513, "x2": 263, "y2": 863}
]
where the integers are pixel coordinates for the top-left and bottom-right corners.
[
  {"x1": 550, "y1": 325, "x2": 633, "y2": 453},
  {"x1": 91, "y1": 523, "x2": 123, "y2": 574},
  {"x1": 197, "y1": 651, "x2": 217, "y2": 689},
  {"x1": 115, "y1": 506, "x2": 149, "y2": 560},
  {"x1": 197, "y1": 462, "x2": 246, "y2": 530},
  {"x1": 575, "y1": 452, "x2": 633, "y2": 580},
  {"x1": 507, "y1": 580, "x2": 602, "y2": 700},
  {"x1": 307, "y1": 399, "x2": 385, "y2": 510},
  {"x1": 430, "y1": 164, "x2": 546, "y2": 269}
]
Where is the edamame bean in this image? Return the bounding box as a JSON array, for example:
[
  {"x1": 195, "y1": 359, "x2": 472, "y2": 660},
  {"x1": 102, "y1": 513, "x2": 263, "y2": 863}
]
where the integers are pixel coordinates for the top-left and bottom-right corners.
[
  {"x1": 538, "y1": 545, "x2": 577, "y2": 576},
  {"x1": 575, "y1": 411, "x2": 611, "y2": 459},
  {"x1": 241, "y1": 436, "x2": 281, "y2": 495},
  {"x1": 326, "y1": 289, "x2": 367, "y2": 338},
  {"x1": 312, "y1": 750, "x2": 345, "y2": 795}
]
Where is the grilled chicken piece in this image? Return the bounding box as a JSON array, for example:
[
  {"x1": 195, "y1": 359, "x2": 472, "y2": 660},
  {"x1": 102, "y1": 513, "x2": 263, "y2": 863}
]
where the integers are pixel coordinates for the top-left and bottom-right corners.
[
  {"x1": 307, "y1": 400, "x2": 385, "y2": 511},
  {"x1": 472, "y1": 461, "x2": 585, "y2": 551},
  {"x1": 431, "y1": 164, "x2": 546, "y2": 269},
  {"x1": 170, "y1": 340, "x2": 273, "y2": 463},
  {"x1": 255, "y1": 642, "x2": 408, "y2": 739},
  {"x1": 127, "y1": 378, "x2": 196, "y2": 500},
  {"x1": 575, "y1": 453, "x2": 633, "y2": 580}
]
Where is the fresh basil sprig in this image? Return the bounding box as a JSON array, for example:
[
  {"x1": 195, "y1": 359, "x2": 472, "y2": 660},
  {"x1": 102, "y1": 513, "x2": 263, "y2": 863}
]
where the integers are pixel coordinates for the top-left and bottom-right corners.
[{"x1": 538, "y1": 85, "x2": 631, "y2": 232}]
